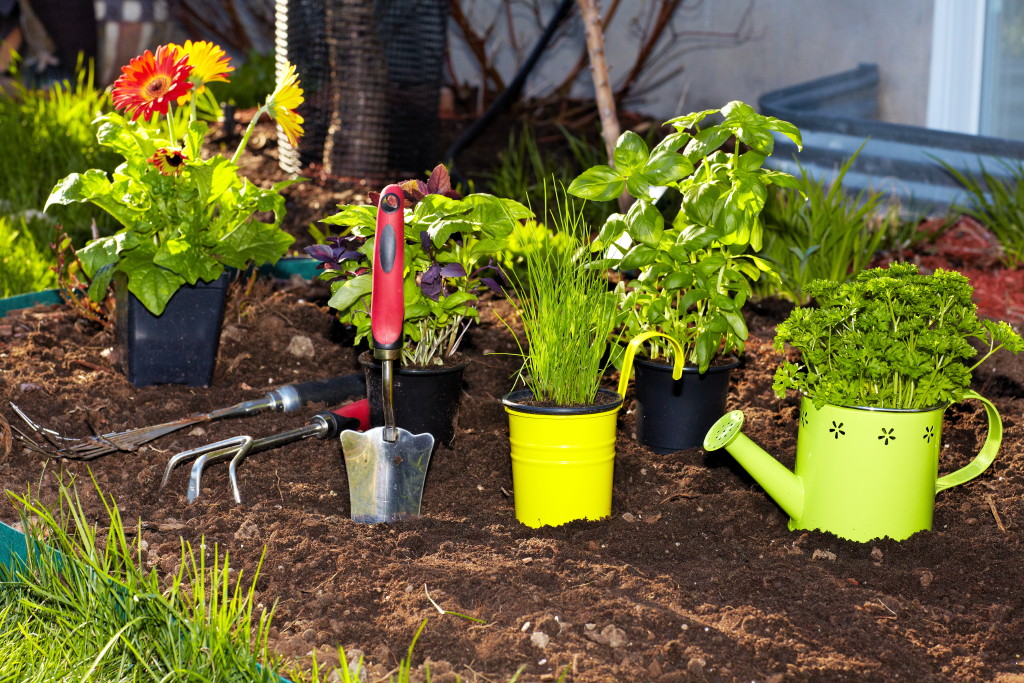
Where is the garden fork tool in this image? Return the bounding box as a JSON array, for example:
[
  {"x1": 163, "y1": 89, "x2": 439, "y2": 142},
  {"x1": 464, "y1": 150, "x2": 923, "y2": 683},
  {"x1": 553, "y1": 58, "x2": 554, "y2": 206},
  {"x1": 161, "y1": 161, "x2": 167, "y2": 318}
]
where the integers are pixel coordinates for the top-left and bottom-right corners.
[
  {"x1": 161, "y1": 399, "x2": 370, "y2": 504},
  {"x1": 340, "y1": 184, "x2": 435, "y2": 524},
  {"x1": 8, "y1": 374, "x2": 365, "y2": 460}
]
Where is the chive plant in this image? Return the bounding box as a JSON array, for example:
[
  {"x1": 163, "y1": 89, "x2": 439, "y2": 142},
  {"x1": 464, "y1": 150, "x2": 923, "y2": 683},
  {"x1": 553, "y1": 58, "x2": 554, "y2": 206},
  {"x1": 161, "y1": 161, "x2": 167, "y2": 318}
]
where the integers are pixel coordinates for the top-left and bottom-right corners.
[{"x1": 506, "y1": 186, "x2": 618, "y2": 407}]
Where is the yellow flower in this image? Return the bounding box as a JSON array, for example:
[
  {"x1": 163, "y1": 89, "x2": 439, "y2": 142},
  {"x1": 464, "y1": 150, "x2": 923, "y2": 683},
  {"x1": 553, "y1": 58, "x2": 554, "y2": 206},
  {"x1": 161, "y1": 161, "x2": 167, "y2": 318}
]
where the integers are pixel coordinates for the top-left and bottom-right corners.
[
  {"x1": 168, "y1": 40, "x2": 233, "y2": 102},
  {"x1": 148, "y1": 147, "x2": 189, "y2": 176},
  {"x1": 266, "y1": 62, "x2": 304, "y2": 147}
]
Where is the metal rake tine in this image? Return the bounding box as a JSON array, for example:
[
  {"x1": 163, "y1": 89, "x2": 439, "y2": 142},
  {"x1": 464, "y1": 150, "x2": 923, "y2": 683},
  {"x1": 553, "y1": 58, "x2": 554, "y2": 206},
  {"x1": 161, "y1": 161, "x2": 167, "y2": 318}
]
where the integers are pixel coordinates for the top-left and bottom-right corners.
[
  {"x1": 161, "y1": 436, "x2": 251, "y2": 490},
  {"x1": 187, "y1": 437, "x2": 254, "y2": 503},
  {"x1": 9, "y1": 402, "x2": 75, "y2": 453},
  {"x1": 227, "y1": 438, "x2": 258, "y2": 504}
]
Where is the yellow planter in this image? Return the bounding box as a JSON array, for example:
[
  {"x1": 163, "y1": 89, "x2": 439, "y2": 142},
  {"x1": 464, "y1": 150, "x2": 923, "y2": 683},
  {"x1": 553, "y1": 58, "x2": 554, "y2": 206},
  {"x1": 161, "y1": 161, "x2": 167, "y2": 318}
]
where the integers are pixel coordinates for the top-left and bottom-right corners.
[
  {"x1": 503, "y1": 331, "x2": 685, "y2": 527},
  {"x1": 503, "y1": 389, "x2": 622, "y2": 527}
]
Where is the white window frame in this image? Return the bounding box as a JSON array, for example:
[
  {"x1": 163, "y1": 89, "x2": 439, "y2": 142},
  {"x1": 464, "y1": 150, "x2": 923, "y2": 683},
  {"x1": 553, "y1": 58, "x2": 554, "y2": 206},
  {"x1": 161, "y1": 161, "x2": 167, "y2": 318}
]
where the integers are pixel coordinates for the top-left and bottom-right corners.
[{"x1": 926, "y1": 0, "x2": 987, "y2": 134}]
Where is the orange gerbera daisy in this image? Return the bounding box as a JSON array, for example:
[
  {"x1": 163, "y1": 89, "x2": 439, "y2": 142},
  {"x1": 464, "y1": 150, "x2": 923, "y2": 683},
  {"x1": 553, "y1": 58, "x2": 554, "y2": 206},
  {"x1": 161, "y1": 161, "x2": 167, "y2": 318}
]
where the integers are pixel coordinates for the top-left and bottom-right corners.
[
  {"x1": 168, "y1": 40, "x2": 233, "y2": 100},
  {"x1": 266, "y1": 62, "x2": 304, "y2": 146},
  {"x1": 112, "y1": 45, "x2": 193, "y2": 121},
  {"x1": 148, "y1": 147, "x2": 189, "y2": 176}
]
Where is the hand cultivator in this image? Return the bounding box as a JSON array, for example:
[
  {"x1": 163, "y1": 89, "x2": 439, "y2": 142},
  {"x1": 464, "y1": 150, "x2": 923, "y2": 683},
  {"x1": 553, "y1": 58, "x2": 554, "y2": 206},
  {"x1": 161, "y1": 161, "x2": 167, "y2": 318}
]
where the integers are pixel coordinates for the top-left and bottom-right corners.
[
  {"x1": 9, "y1": 374, "x2": 365, "y2": 460},
  {"x1": 161, "y1": 399, "x2": 370, "y2": 504}
]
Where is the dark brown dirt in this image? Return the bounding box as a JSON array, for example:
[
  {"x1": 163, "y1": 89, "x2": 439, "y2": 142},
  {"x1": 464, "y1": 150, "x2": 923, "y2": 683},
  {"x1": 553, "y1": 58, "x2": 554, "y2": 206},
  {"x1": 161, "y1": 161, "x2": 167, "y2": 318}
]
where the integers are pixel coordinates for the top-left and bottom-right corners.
[{"x1": 2, "y1": 120, "x2": 1024, "y2": 682}]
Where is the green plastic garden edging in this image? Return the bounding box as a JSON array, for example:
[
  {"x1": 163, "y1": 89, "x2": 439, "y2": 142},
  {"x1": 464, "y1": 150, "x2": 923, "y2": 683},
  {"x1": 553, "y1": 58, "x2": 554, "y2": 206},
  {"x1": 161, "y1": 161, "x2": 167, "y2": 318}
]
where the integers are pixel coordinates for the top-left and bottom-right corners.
[{"x1": 0, "y1": 256, "x2": 321, "y2": 320}]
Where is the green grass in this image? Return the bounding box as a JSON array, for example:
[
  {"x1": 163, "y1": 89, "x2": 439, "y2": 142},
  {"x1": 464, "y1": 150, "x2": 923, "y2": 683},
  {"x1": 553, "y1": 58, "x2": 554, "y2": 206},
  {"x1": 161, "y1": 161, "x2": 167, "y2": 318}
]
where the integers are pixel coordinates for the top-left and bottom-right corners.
[
  {"x1": 0, "y1": 475, "x2": 282, "y2": 681},
  {"x1": 0, "y1": 215, "x2": 57, "y2": 297},
  {"x1": 943, "y1": 158, "x2": 1024, "y2": 265},
  {"x1": 0, "y1": 475, "x2": 528, "y2": 682},
  {"x1": 756, "y1": 149, "x2": 904, "y2": 305}
]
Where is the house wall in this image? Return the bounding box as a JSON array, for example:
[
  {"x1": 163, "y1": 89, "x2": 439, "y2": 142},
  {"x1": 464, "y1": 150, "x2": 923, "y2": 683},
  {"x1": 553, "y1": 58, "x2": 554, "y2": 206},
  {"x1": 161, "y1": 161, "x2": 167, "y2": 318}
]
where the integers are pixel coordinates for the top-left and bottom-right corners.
[{"x1": 448, "y1": 0, "x2": 934, "y2": 125}]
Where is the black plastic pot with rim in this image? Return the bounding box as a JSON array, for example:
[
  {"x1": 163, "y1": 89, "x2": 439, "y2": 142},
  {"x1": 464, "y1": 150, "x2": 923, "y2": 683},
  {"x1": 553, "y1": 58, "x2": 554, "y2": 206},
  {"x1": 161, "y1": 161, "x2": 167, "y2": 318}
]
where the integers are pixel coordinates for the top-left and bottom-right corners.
[
  {"x1": 359, "y1": 351, "x2": 470, "y2": 448},
  {"x1": 115, "y1": 272, "x2": 230, "y2": 387},
  {"x1": 633, "y1": 356, "x2": 739, "y2": 453}
]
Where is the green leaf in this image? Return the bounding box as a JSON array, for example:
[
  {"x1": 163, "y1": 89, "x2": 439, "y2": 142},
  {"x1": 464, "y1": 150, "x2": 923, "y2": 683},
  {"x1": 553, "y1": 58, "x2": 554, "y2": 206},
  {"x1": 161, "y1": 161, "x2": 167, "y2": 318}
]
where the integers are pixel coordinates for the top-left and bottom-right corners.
[
  {"x1": 625, "y1": 200, "x2": 664, "y2": 248},
  {"x1": 321, "y1": 205, "x2": 378, "y2": 228},
  {"x1": 217, "y1": 220, "x2": 295, "y2": 269},
  {"x1": 723, "y1": 310, "x2": 749, "y2": 340},
  {"x1": 154, "y1": 238, "x2": 223, "y2": 284},
  {"x1": 441, "y1": 291, "x2": 476, "y2": 311},
  {"x1": 643, "y1": 150, "x2": 694, "y2": 185},
  {"x1": 683, "y1": 127, "x2": 731, "y2": 163},
  {"x1": 428, "y1": 218, "x2": 476, "y2": 248},
  {"x1": 568, "y1": 165, "x2": 625, "y2": 201},
  {"x1": 763, "y1": 116, "x2": 803, "y2": 149},
  {"x1": 618, "y1": 244, "x2": 660, "y2": 270},
  {"x1": 760, "y1": 169, "x2": 803, "y2": 190},
  {"x1": 120, "y1": 251, "x2": 187, "y2": 315},
  {"x1": 594, "y1": 213, "x2": 627, "y2": 250},
  {"x1": 663, "y1": 269, "x2": 694, "y2": 291},
  {"x1": 327, "y1": 273, "x2": 372, "y2": 313},
  {"x1": 76, "y1": 235, "x2": 122, "y2": 278},
  {"x1": 625, "y1": 173, "x2": 652, "y2": 201},
  {"x1": 612, "y1": 131, "x2": 650, "y2": 174},
  {"x1": 665, "y1": 109, "x2": 718, "y2": 131}
]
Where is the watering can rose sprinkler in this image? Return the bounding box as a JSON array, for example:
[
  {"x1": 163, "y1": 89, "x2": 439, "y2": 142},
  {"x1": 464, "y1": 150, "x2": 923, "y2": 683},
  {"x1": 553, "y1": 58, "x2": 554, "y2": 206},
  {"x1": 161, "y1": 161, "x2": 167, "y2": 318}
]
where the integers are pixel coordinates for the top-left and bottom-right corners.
[
  {"x1": 704, "y1": 394, "x2": 1004, "y2": 543},
  {"x1": 340, "y1": 185, "x2": 435, "y2": 524}
]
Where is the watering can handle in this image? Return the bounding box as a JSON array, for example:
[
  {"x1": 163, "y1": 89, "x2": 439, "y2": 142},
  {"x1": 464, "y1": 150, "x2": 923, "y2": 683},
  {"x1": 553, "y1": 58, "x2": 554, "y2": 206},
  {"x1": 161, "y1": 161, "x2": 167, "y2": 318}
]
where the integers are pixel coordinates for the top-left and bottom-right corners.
[
  {"x1": 616, "y1": 331, "x2": 686, "y2": 399},
  {"x1": 935, "y1": 390, "x2": 1003, "y2": 492}
]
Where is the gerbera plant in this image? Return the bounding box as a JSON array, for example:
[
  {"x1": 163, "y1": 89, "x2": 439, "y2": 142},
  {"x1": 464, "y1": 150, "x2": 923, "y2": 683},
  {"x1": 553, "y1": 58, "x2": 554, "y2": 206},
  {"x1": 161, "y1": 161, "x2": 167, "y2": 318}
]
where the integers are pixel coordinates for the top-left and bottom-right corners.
[{"x1": 45, "y1": 42, "x2": 304, "y2": 314}]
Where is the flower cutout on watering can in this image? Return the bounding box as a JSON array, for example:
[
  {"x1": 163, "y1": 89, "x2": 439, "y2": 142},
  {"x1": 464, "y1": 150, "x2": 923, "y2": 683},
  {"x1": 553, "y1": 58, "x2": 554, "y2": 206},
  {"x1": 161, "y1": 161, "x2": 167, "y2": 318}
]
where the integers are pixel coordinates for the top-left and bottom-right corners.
[
  {"x1": 878, "y1": 427, "x2": 896, "y2": 446},
  {"x1": 800, "y1": 409, "x2": 810, "y2": 428},
  {"x1": 829, "y1": 421, "x2": 845, "y2": 439},
  {"x1": 923, "y1": 425, "x2": 935, "y2": 444}
]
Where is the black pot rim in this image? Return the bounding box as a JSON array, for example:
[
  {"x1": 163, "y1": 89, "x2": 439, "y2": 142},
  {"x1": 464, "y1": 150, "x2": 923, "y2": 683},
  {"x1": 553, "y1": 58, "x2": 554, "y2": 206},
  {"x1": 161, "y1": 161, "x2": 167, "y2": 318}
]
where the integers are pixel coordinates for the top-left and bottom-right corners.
[
  {"x1": 358, "y1": 350, "x2": 470, "y2": 375},
  {"x1": 502, "y1": 387, "x2": 623, "y2": 415},
  {"x1": 635, "y1": 355, "x2": 740, "y2": 374}
]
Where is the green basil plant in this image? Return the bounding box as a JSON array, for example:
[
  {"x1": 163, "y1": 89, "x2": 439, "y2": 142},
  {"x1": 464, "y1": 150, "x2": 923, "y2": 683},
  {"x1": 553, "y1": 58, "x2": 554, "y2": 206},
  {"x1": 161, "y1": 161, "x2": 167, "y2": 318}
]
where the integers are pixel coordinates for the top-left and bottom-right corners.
[
  {"x1": 307, "y1": 165, "x2": 533, "y2": 366},
  {"x1": 568, "y1": 101, "x2": 802, "y2": 372},
  {"x1": 772, "y1": 263, "x2": 1024, "y2": 410}
]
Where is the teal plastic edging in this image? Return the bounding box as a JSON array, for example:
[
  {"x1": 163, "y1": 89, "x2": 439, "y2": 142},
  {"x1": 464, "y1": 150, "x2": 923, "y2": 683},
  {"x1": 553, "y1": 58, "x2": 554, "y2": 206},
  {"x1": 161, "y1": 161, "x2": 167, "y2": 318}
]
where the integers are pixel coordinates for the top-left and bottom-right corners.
[
  {"x1": 0, "y1": 520, "x2": 28, "y2": 570},
  {"x1": 0, "y1": 289, "x2": 62, "y2": 318}
]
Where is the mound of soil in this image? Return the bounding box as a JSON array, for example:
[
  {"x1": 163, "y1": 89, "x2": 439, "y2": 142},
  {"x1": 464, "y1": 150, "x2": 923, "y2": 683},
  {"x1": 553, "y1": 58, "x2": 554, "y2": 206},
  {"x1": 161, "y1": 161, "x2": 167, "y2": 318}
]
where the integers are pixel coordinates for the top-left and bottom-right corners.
[{"x1": 2, "y1": 120, "x2": 1024, "y2": 681}]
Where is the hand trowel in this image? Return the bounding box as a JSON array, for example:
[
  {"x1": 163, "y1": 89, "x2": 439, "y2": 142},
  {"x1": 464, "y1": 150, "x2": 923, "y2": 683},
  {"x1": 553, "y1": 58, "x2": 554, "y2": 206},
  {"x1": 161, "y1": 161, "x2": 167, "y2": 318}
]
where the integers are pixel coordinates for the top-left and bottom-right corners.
[{"x1": 340, "y1": 184, "x2": 435, "y2": 523}]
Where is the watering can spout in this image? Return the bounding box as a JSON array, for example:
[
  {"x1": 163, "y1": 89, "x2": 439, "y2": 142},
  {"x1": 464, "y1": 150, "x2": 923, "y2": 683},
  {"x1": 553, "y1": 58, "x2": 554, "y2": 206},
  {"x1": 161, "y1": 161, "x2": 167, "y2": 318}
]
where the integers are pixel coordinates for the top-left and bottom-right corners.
[{"x1": 703, "y1": 411, "x2": 804, "y2": 520}]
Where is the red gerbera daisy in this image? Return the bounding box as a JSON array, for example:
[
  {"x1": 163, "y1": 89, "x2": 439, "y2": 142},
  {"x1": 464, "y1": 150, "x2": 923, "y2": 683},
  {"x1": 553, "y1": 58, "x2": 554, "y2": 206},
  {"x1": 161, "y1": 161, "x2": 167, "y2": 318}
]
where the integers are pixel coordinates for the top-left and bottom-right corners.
[
  {"x1": 148, "y1": 147, "x2": 189, "y2": 176},
  {"x1": 112, "y1": 45, "x2": 194, "y2": 122}
]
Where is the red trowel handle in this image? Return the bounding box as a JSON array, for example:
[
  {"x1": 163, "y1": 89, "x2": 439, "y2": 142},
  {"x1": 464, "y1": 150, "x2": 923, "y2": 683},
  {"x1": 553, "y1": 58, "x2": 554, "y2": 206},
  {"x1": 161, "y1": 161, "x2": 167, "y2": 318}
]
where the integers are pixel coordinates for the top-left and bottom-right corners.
[{"x1": 372, "y1": 184, "x2": 405, "y2": 358}]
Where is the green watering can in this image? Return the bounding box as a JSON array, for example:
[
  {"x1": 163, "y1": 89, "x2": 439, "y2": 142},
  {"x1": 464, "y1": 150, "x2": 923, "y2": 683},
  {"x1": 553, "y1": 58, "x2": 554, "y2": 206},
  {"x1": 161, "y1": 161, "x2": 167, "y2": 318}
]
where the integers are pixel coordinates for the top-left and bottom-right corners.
[{"x1": 703, "y1": 391, "x2": 1003, "y2": 542}]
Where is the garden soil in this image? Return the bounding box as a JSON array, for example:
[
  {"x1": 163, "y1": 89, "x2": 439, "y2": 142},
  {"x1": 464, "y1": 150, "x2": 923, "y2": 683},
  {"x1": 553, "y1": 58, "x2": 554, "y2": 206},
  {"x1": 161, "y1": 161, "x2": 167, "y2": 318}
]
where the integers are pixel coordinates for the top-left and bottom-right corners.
[{"x1": 2, "y1": 119, "x2": 1024, "y2": 682}]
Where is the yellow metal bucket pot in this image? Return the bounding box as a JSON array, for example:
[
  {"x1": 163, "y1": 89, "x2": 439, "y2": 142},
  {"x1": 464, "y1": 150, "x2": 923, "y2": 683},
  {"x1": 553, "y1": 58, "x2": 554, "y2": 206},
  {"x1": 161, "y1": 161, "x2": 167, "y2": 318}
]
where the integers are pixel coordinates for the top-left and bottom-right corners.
[{"x1": 502, "y1": 332, "x2": 685, "y2": 528}]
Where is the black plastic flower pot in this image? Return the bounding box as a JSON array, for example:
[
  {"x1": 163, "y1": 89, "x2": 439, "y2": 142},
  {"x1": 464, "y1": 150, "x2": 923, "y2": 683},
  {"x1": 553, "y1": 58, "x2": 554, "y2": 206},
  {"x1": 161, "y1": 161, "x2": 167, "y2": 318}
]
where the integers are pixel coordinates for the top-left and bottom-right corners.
[
  {"x1": 115, "y1": 272, "x2": 230, "y2": 387},
  {"x1": 633, "y1": 356, "x2": 739, "y2": 453},
  {"x1": 359, "y1": 351, "x2": 470, "y2": 447}
]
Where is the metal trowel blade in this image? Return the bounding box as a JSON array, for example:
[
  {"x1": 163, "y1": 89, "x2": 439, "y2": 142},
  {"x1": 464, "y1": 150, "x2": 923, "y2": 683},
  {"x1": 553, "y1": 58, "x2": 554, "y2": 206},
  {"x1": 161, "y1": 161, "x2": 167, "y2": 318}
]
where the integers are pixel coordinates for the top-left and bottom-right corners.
[{"x1": 340, "y1": 427, "x2": 435, "y2": 524}]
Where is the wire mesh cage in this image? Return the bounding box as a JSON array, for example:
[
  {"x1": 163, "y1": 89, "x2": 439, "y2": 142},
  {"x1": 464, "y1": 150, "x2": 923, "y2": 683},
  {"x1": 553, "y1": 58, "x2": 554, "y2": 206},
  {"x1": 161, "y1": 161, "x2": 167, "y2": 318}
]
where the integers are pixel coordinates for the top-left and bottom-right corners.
[{"x1": 274, "y1": 0, "x2": 447, "y2": 181}]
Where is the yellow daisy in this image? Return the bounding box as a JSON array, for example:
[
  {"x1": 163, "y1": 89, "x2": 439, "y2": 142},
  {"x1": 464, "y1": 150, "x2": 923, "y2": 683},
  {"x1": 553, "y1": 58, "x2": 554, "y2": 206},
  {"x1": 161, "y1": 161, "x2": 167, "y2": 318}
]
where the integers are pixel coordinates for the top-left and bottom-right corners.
[
  {"x1": 266, "y1": 62, "x2": 304, "y2": 146},
  {"x1": 168, "y1": 40, "x2": 233, "y2": 102}
]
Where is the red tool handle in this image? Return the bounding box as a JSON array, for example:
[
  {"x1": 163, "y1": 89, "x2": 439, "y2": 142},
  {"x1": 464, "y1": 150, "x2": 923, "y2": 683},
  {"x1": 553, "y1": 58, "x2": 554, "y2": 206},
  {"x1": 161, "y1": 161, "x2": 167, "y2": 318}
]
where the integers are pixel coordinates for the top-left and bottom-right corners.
[
  {"x1": 333, "y1": 398, "x2": 371, "y2": 432},
  {"x1": 371, "y1": 184, "x2": 405, "y2": 356}
]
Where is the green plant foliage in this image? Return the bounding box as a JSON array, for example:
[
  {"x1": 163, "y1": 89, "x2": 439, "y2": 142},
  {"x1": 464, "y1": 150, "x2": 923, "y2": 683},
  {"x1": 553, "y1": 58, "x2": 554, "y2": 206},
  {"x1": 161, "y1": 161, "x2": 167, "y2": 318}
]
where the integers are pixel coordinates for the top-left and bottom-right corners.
[
  {"x1": 757, "y1": 148, "x2": 903, "y2": 305},
  {"x1": 569, "y1": 101, "x2": 802, "y2": 372},
  {"x1": 313, "y1": 166, "x2": 532, "y2": 366},
  {"x1": 486, "y1": 123, "x2": 613, "y2": 228},
  {"x1": 0, "y1": 62, "x2": 119, "y2": 246},
  {"x1": 772, "y1": 263, "x2": 1024, "y2": 409},
  {"x1": 0, "y1": 216, "x2": 57, "y2": 297},
  {"x1": 504, "y1": 185, "x2": 618, "y2": 406},
  {"x1": 0, "y1": 475, "x2": 282, "y2": 681},
  {"x1": 943, "y1": 158, "x2": 1024, "y2": 265}
]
